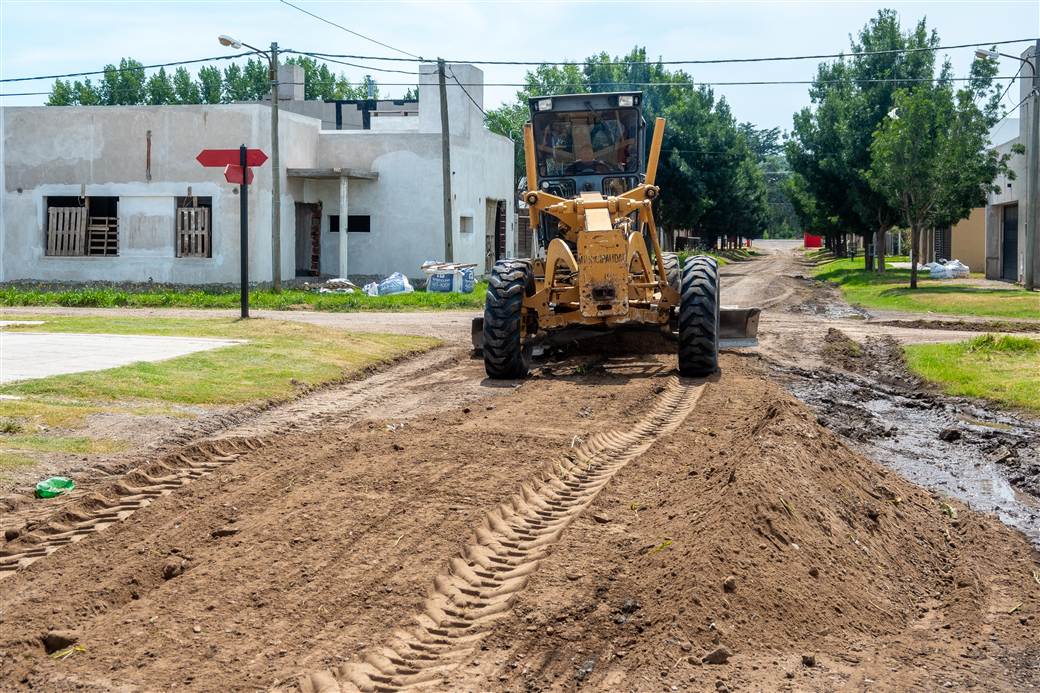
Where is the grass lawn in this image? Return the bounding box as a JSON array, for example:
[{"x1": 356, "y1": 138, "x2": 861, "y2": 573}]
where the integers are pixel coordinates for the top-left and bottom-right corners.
[
  {"x1": 814, "y1": 257, "x2": 1040, "y2": 320},
  {"x1": 0, "y1": 314, "x2": 438, "y2": 471},
  {"x1": 0, "y1": 282, "x2": 488, "y2": 312},
  {"x1": 904, "y1": 334, "x2": 1040, "y2": 414}
]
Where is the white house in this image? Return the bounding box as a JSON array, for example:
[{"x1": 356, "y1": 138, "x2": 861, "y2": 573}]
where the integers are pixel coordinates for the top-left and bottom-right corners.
[{"x1": 0, "y1": 63, "x2": 515, "y2": 285}]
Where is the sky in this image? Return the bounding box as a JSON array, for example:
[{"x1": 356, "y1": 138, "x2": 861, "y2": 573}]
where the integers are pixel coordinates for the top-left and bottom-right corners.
[{"x1": 1, "y1": 0, "x2": 1038, "y2": 131}]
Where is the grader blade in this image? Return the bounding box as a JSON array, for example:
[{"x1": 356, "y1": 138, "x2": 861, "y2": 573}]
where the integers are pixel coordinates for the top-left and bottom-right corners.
[{"x1": 719, "y1": 306, "x2": 761, "y2": 348}]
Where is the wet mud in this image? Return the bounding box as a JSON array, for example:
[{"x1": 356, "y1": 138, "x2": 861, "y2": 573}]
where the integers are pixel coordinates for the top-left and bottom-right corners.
[{"x1": 775, "y1": 332, "x2": 1040, "y2": 547}]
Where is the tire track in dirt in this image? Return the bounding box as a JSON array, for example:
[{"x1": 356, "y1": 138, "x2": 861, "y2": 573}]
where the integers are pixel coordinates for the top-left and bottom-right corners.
[
  {"x1": 1, "y1": 350, "x2": 484, "y2": 580},
  {"x1": 296, "y1": 376, "x2": 705, "y2": 693},
  {"x1": 0, "y1": 437, "x2": 262, "y2": 578}
]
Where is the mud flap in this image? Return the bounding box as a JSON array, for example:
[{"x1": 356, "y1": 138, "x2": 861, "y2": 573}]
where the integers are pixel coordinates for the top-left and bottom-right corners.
[{"x1": 719, "y1": 306, "x2": 761, "y2": 348}]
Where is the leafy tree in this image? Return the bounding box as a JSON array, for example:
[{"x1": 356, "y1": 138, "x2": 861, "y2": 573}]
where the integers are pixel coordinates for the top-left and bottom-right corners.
[
  {"x1": 197, "y1": 66, "x2": 223, "y2": 104},
  {"x1": 222, "y1": 63, "x2": 250, "y2": 102},
  {"x1": 787, "y1": 10, "x2": 939, "y2": 268},
  {"x1": 867, "y1": 56, "x2": 1014, "y2": 288},
  {"x1": 403, "y1": 86, "x2": 418, "y2": 100},
  {"x1": 145, "y1": 67, "x2": 176, "y2": 105},
  {"x1": 243, "y1": 58, "x2": 271, "y2": 100},
  {"x1": 172, "y1": 67, "x2": 201, "y2": 104},
  {"x1": 100, "y1": 58, "x2": 146, "y2": 105},
  {"x1": 47, "y1": 79, "x2": 76, "y2": 106},
  {"x1": 73, "y1": 79, "x2": 102, "y2": 105}
]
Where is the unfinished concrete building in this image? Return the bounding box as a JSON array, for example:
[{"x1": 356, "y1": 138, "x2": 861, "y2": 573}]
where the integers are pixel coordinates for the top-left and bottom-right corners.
[{"x1": 0, "y1": 63, "x2": 515, "y2": 284}]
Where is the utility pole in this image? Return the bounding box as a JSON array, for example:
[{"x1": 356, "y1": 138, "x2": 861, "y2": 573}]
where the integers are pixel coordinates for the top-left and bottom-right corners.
[
  {"x1": 1024, "y1": 40, "x2": 1039, "y2": 291},
  {"x1": 239, "y1": 144, "x2": 250, "y2": 319},
  {"x1": 269, "y1": 42, "x2": 282, "y2": 292},
  {"x1": 438, "y1": 58, "x2": 454, "y2": 262}
]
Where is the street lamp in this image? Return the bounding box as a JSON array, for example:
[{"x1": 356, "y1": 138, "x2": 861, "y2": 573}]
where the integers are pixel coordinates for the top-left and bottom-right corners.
[
  {"x1": 219, "y1": 34, "x2": 283, "y2": 292},
  {"x1": 976, "y1": 43, "x2": 1039, "y2": 290}
]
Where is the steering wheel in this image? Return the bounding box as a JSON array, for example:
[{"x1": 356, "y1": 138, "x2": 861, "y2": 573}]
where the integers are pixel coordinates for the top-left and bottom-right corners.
[{"x1": 564, "y1": 159, "x2": 614, "y2": 175}]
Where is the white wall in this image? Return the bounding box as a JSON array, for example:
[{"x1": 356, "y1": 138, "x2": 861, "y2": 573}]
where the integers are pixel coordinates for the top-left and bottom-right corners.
[{"x1": 1, "y1": 104, "x2": 320, "y2": 284}]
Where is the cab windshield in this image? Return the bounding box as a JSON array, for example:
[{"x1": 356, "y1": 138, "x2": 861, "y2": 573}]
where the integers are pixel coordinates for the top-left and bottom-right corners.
[{"x1": 532, "y1": 108, "x2": 639, "y2": 177}]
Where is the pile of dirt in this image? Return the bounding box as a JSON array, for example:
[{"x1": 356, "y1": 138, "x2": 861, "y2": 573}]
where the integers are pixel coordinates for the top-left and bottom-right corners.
[
  {"x1": 448, "y1": 361, "x2": 1040, "y2": 691},
  {"x1": 820, "y1": 327, "x2": 921, "y2": 390}
]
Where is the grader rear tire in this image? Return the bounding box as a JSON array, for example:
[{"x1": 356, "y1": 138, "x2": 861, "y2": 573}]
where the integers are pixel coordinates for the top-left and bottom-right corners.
[
  {"x1": 483, "y1": 260, "x2": 532, "y2": 379},
  {"x1": 661, "y1": 252, "x2": 680, "y2": 293},
  {"x1": 678, "y1": 255, "x2": 720, "y2": 377}
]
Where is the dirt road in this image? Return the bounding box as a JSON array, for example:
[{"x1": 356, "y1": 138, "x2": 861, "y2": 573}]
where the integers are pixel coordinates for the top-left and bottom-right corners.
[{"x1": 2, "y1": 245, "x2": 1039, "y2": 692}]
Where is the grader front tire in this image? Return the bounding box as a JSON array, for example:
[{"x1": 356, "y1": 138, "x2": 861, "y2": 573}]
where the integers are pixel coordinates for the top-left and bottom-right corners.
[
  {"x1": 661, "y1": 252, "x2": 680, "y2": 293},
  {"x1": 483, "y1": 260, "x2": 532, "y2": 379},
  {"x1": 678, "y1": 255, "x2": 720, "y2": 377}
]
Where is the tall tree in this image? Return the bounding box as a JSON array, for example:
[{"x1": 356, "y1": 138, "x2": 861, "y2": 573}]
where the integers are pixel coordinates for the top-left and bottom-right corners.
[
  {"x1": 100, "y1": 58, "x2": 146, "y2": 105},
  {"x1": 172, "y1": 66, "x2": 201, "y2": 104},
  {"x1": 222, "y1": 63, "x2": 250, "y2": 102},
  {"x1": 787, "y1": 10, "x2": 940, "y2": 269},
  {"x1": 243, "y1": 58, "x2": 271, "y2": 100},
  {"x1": 867, "y1": 56, "x2": 1015, "y2": 288},
  {"x1": 197, "y1": 66, "x2": 223, "y2": 104},
  {"x1": 145, "y1": 67, "x2": 176, "y2": 105}
]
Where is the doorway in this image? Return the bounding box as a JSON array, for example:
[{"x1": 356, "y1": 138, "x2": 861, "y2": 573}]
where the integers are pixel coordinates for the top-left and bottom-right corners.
[
  {"x1": 294, "y1": 202, "x2": 322, "y2": 277},
  {"x1": 485, "y1": 200, "x2": 507, "y2": 274},
  {"x1": 1001, "y1": 203, "x2": 1018, "y2": 282}
]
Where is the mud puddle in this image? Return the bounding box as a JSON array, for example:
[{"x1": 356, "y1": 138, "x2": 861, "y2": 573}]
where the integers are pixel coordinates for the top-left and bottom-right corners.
[{"x1": 779, "y1": 365, "x2": 1040, "y2": 547}]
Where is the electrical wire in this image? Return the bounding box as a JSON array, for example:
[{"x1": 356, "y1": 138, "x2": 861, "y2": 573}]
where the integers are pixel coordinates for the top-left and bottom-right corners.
[
  {"x1": 0, "y1": 91, "x2": 51, "y2": 97},
  {"x1": 0, "y1": 51, "x2": 264, "y2": 84},
  {"x1": 281, "y1": 75, "x2": 1024, "y2": 87},
  {"x1": 297, "y1": 37, "x2": 1038, "y2": 66},
  {"x1": 994, "y1": 61, "x2": 1026, "y2": 110},
  {"x1": 286, "y1": 51, "x2": 419, "y2": 75},
  {"x1": 277, "y1": 0, "x2": 422, "y2": 60}
]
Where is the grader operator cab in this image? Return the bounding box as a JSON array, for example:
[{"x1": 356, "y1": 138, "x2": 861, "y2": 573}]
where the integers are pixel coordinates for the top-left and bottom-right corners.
[{"x1": 475, "y1": 91, "x2": 759, "y2": 379}]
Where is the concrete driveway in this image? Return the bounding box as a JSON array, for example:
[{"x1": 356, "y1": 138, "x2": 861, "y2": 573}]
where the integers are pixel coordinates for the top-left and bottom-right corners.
[{"x1": 0, "y1": 331, "x2": 241, "y2": 384}]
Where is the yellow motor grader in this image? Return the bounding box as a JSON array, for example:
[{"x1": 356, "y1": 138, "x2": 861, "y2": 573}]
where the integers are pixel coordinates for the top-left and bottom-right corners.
[{"x1": 475, "y1": 91, "x2": 759, "y2": 379}]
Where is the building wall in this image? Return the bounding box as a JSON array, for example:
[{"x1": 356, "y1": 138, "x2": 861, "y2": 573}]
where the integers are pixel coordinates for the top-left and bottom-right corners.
[
  {"x1": 949, "y1": 207, "x2": 986, "y2": 271},
  {"x1": 1, "y1": 62, "x2": 514, "y2": 285},
  {"x1": 984, "y1": 45, "x2": 1037, "y2": 283},
  {"x1": 0, "y1": 104, "x2": 318, "y2": 284}
]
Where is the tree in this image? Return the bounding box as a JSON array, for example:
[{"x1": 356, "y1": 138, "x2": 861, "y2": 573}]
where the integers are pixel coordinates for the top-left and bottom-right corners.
[
  {"x1": 787, "y1": 10, "x2": 940, "y2": 269},
  {"x1": 47, "y1": 79, "x2": 76, "y2": 106},
  {"x1": 222, "y1": 63, "x2": 249, "y2": 102},
  {"x1": 867, "y1": 57, "x2": 1014, "y2": 288},
  {"x1": 172, "y1": 67, "x2": 201, "y2": 104},
  {"x1": 100, "y1": 58, "x2": 146, "y2": 105},
  {"x1": 197, "y1": 66, "x2": 223, "y2": 104},
  {"x1": 145, "y1": 67, "x2": 176, "y2": 105},
  {"x1": 243, "y1": 58, "x2": 271, "y2": 100}
]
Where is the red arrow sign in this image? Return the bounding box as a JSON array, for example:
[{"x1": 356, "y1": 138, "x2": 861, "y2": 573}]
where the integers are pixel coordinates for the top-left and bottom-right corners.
[
  {"x1": 197, "y1": 148, "x2": 268, "y2": 168},
  {"x1": 224, "y1": 164, "x2": 255, "y2": 185}
]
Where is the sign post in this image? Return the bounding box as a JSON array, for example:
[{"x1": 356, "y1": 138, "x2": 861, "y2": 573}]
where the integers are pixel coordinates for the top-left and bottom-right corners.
[
  {"x1": 196, "y1": 147, "x2": 268, "y2": 319},
  {"x1": 239, "y1": 144, "x2": 249, "y2": 318}
]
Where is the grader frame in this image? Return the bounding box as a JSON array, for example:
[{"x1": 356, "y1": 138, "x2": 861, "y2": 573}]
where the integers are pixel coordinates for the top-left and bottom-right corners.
[{"x1": 478, "y1": 92, "x2": 757, "y2": 379}]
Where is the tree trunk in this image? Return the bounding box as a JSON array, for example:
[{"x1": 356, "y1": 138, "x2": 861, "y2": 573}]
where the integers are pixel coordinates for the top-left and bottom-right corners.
[
  {"x1": 875, "y1": 227, "x2": 888, "y2": 273},
  {"x1": 909, "y1": 224, "x2": 920, "y2": 290},
  {"x1": 864, "y1": 233, "x2": 874, "y2": 270}
]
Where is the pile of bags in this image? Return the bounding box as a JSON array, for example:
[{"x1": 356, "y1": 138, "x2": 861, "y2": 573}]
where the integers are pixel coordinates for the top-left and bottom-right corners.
[
  {"x1": 303, "y1": 277, "x2": 358, "y2": 294},
  {"x1": 363, "y1": 272, "x2": 414, "y2": 297},
  {"x1": 926, "y1": 259, "x2": 969, "y2": 279},
  {"x1": 421, "y1": 261, "x2": 476, "y2": 294}
]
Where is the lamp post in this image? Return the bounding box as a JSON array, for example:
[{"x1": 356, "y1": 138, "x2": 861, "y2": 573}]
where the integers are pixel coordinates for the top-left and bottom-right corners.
[
  {"x1": 977, "y1": 44, "x2": 1039, "y2": 290},
  {"x1": 220, "y1": 35, "x2": 282, "y2": 292}
]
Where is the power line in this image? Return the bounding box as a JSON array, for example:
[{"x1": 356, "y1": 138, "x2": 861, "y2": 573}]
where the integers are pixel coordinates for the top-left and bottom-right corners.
[
  {"x1": 0, "y1": 51, "x2": 264, "y2": 84},
  {"x1": 278, "y1": 0, "x2": 422, "y2": 60},
  {"x1": 994, "y1": 61, "x2": 1025, "y2": 110},
  {"x1": 297, "y1": 37, "x2": 1038, "y2": 66},
  {"x1": 301, "y1": 75, "x2": 1024, "y2": 87},
  {"x1": 286, "y1": 51, "x2": 419, "y2": 75},
  {"x1": 0, "y1": 91, "x2": 51, "y2": 97}
]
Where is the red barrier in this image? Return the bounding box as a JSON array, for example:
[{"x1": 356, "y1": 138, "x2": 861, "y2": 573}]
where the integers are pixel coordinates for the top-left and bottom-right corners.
[{"x1": 804, "y1": 233, "x2": 823, "y2": 248}]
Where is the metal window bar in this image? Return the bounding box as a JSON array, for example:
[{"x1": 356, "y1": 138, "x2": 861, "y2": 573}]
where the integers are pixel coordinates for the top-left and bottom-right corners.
[{"x1": 176, "y1": 207, "x2": 210, "y2": 258}]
